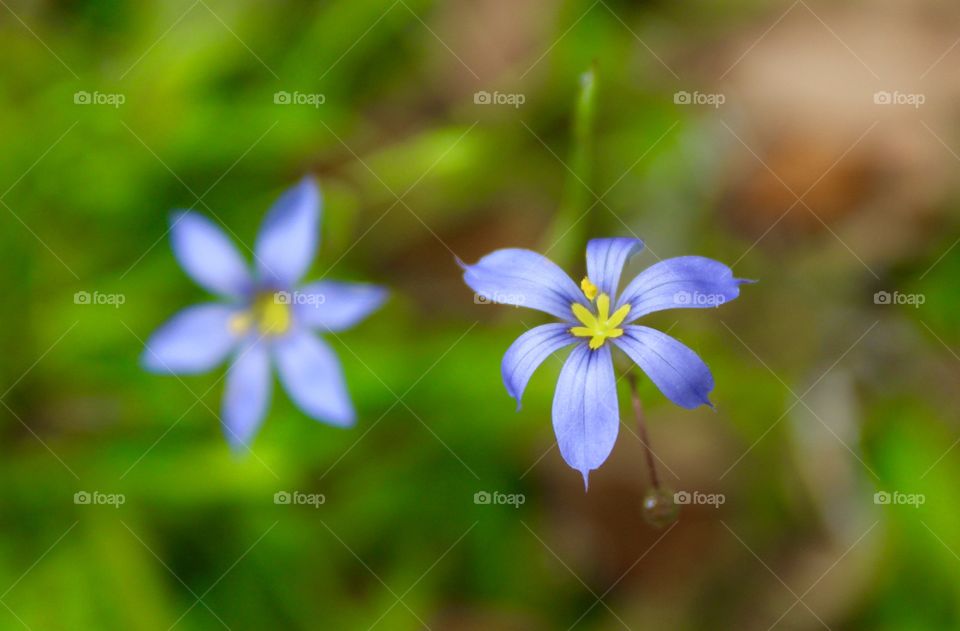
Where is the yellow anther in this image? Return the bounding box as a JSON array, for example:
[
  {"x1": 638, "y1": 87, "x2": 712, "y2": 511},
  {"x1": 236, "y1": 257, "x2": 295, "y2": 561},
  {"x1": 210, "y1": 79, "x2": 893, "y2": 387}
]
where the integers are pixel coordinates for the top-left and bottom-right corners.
[
  {"x1": 569, "y1": 292, "x2": 630, "y2": 350},
  {"x1": 580, "y1": 277, "x2": 598, "y2": 301}
]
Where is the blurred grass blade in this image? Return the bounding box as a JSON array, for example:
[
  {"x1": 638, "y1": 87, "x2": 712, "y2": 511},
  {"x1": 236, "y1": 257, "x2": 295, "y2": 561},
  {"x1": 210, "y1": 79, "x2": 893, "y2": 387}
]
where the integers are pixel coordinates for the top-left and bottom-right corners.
[{"x1": 542, "y1": 64, "x2": 597, "y2": 269}]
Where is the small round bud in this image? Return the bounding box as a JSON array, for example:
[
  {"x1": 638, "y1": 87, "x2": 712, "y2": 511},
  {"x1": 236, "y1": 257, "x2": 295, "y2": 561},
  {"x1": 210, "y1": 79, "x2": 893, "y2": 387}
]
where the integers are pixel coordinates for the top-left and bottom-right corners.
[{"x1": 642, "y1": 487, "x2": 679, "y2": 528}]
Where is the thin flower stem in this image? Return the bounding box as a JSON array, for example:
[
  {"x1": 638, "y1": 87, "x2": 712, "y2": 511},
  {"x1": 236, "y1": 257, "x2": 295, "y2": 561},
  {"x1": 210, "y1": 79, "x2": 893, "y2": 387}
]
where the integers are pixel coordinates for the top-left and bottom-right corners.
[{"x1": 627, "y1": 371, "x2": 660, "y2": 490}]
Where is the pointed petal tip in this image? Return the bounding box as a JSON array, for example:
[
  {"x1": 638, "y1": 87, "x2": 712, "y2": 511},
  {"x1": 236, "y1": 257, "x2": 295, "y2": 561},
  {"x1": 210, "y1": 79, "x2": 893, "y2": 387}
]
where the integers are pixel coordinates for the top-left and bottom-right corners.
[
  {"x1": 363, "y1": 285, "x2": 390, "y2": 312},
  {"x1": 504, "y1": 387, "x2": 522, "y2": 412},
  {"x1": 226, "y1": 434, "x2": 253, "y2": 455},
  {"x1": 297, "y1": 395, "x2": 356, "y2": 428},
  {"x1": 141, "y1": 353, "x2": 166, "y2": 374},
  {"x1": 222, "y1": 419, "x2": 256, "y2": 454},
  {"x1": 140, "y1": 345, "x2": 189, "y2": 375},
  {"x1": 328, "y1": 413, "x2": 356, "y2": 429},
  {"x1": 581, "y1": 470, "x2": 590, "y2": 492},
  {"x1": 139, "y1": 349, "x2": 160, "y2": 372},
  {"x1": 304, "y1": 406, "x2": 356, "y2": 429},
  {"x1": 294, "y1": 174, "x2": 319, "y2": 194}
]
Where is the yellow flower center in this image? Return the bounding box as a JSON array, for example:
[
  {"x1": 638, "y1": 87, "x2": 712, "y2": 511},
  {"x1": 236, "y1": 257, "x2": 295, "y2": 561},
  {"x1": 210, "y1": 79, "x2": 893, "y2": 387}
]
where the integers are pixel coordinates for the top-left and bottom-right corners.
[
  {"x1": 570, "y1": 277, "x2": 630, "y2": 350},
  {"x1": 229, "y1": 291, "x2": 292, "y2": 337}
]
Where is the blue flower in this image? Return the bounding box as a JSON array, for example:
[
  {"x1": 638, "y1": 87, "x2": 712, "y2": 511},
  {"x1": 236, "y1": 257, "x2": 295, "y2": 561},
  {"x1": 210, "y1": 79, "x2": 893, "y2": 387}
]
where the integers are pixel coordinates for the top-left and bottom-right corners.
[
  {"x1": 461, "y1": 237, "x2": 751, "y2": 485},
  {"x1": 142, "y1": 177, "x2": 386, "y2": 449}
]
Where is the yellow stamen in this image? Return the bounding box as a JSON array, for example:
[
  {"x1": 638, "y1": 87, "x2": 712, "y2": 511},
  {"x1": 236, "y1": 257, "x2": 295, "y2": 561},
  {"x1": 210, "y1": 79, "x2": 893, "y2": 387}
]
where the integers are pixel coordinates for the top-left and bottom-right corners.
[
  {"x1": 569, "y1": 292, "x2": 630, "y2": 350},
  {"x1": 596, "y1": 293, "x2": 610, "y2": 321},
  {"x1": 580, "y1": 277, "x2": 598, "y2": 301},
  {"x1": 228, "y1": 292, "x2": 293, "y2": 337}
]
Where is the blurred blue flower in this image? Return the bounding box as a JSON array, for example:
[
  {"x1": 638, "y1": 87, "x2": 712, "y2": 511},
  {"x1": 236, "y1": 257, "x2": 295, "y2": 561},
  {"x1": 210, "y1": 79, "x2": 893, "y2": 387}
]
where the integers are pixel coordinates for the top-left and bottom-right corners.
[
  {"x1": 461, "y1": 237, "x2": 751, "y2": 486},
  {"x1": 142, "y1": 177, "x2": 386, "y2": 449}
]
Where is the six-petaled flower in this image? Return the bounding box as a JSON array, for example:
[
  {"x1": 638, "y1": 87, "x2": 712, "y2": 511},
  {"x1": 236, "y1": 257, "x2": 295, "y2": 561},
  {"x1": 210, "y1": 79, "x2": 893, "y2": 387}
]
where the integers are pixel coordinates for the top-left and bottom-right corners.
[
  {"x1": 142, "y1": 177, "x2": 386, "y2": 449},
  {"x1": 461, "y1": 237, "x2": 751, "y2": 487}
]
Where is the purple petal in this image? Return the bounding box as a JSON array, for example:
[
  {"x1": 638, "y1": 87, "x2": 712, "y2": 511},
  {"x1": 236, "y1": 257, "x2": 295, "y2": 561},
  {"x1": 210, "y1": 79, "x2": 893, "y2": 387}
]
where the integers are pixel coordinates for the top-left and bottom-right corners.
[
  {"x1": 552, "y1": 344, "x2": 620, "y2": 488},
  {"x1": 170, "y1": 212, "x2": 251, "y2": 299},
  {"x1": 613, "y1": 325, "x2": 714, "y2": 409},
  {"x1": 616, "y1": 256, "x2": 751, "y2": 321},
  {"x1": 221, "y1": 340, "x2": 272, "y2": 450},
  {"x1": 255, "y1": 177, "x2": 320, "y2": 288},
  {"x1": 141, "y1": 303, "x2": 239, "y2": 374},
  {"x1": 293, "y1": 281, "x2": 387, "y2": 332},
  {"x1": 586, "y1": 237, "x2": 643, "y2": 297},
  {"x1": 502, "y1": 323, "x2": 577, "y2": 410},
  {"x1": 460, "y1": 248, "x2": 585, "y2": 320},
  {"x1": 273, "y1": 330, "x2": 354, "y2": 427}
]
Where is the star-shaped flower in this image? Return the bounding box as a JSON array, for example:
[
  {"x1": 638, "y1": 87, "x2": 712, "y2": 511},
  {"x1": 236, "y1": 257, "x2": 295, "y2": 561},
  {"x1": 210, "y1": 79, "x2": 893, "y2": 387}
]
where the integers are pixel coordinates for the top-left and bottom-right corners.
[
  {"x1": 461, "y1": 237, "x2": 750, "y2": 485},
  {"x1": 142, "y1": 177, "x2": 386, "y2": 449}
]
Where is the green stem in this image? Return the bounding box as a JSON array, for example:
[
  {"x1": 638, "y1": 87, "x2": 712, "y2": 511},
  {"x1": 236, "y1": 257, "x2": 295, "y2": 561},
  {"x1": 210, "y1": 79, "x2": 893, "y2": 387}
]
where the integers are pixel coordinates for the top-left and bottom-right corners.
[{"x1": 542, "y1": 63, "x2": 598, "y2": 268}]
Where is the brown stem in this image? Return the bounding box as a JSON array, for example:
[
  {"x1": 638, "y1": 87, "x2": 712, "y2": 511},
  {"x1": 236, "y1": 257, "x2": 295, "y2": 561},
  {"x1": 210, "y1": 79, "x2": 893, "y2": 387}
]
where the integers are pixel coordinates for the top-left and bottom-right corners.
[{"x1": 627, "y1": 371, "x2": 660, "y2": 490}]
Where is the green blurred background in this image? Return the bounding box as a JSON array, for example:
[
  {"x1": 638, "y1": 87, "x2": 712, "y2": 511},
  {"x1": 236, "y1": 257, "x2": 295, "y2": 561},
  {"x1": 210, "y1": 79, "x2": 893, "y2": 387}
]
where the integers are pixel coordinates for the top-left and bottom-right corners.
[{"x1": 2, "y1": 0, "x2": 960, "y2": 628}]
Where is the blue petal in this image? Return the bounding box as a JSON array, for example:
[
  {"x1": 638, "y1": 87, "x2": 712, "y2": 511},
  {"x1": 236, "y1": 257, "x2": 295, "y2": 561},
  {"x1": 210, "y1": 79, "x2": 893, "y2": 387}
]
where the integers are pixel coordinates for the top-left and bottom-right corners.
[
  {"x1": 255, "y1": 177, "x2": 320, "y2": 288},
  {"x1": 460, "y1": 248, "x2": 585, "y2": 320},
  {"x1": 616, "y1": 256, "x2": 751, "y2": 321},
  {"x1": 552, "y1": 343, "x2": 620, "y2": 488},
  {"x1": 141, "y1": 304, "x2": 239, "y2": 374},
  {"x1": 293, "y1": 281, "x2": 387, "y2": 332},
  {"x1": 502, "y1": 323, "x2": 577, "y2": 410},
  {"x1": 170, "y1": 212, "x2": 251, "y2": 299},
  {"x1": 613, "y1": 325, "x2": 714, "y2": 409},
  {"x1": 221, "y1": 339, "x2": 272, "y2": 450},
  {"x1": 586, "y1": 237, "x2": 643, "y2": 297},
  {"x1": 273, "y1": 330, "x2": 354, "y2": 427}
]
